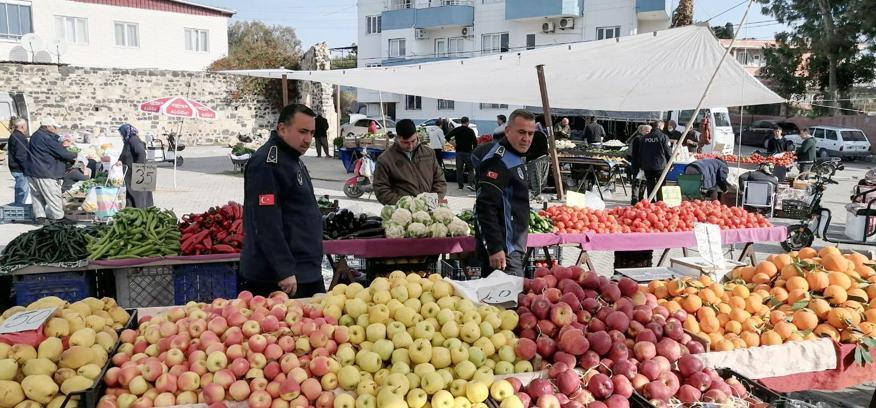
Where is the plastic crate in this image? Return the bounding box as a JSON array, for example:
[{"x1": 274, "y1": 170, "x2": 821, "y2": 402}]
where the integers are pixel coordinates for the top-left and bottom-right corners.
[
  {"x1": 666, "y1": 163, "x2": 687, "y2": 182},
  {"x1": 716, "y1": 368, "x2": 786, "y2": 407},
  {"x1": 0, "y1": 205, "x2": 34, "y2": 224},
  {"x1": 338, "y1": 148, "x2": 355, "y2": 173},
  {"x1": 14, "y1": 271, "x2": 94, "y2": 306},
  {"x1": 173, "y1": 262, "x2": 238, "y2": 304},
  {"x1": 781, "y1": 199, "x2": 811, "y2": 220},
  {"x1": 113, "y1": 266, "x2": 174, "y2": 308}
]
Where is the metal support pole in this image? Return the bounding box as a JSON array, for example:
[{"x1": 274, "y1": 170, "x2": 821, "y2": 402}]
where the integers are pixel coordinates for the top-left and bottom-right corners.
[
  {"x1": 281, "y1": 74, "x2": 289, "y2": 106},
  {"x1": 536, "y1": 65, "x2": 565, "y2": 200}
]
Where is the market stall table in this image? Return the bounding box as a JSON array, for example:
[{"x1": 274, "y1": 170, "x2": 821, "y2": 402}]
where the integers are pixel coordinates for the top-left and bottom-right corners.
[{"x1": 556, "y1": 155, "x2": 629, "y2": 198}]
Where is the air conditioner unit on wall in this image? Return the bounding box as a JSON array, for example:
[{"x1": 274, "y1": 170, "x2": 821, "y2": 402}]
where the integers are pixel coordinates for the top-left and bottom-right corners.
[
  {"x1": 542, "y1": 22, "x2": 555, "y2": 33},
  {"x1": 559, "y1": 17, "x2": 575, "y2": 29},
  {"x1": 415, "y1": 28, "x2": 427, "y2": 39},
  {"x1": 461, "y1": 26, "x2": 474, "y2": 37}
]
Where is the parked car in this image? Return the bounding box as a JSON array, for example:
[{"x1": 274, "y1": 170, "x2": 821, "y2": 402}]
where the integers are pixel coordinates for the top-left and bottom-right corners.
[
  {"x1": 664, "y1": 107, "x2": 735, "y2": 154},
  {"x1": 784, "y1": 126, "x2": 871, "y2": 159},
  {"x1": 738, "y1": 120, "x2": 801, "y2": 147},
  {"x1": 418, "y1": 118, "x2": 479, "y2": 135},
  {"x1": 340, "y1": 116, "x2": 397, "y2": 138}
]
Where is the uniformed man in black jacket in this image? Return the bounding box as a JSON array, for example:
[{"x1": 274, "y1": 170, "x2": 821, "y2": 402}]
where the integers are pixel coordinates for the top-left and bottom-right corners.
[
  {"x1": 241, "y1": 104, "x2": 325, "y2": 298},
  {"x1": 472, "y1": 109, "x2": 535, "y2": 276}
]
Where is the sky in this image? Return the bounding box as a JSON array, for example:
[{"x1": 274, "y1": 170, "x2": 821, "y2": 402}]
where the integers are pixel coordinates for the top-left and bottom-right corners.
[{"x1": 199, "y1": 0, "x2": 787, "y2": 49}]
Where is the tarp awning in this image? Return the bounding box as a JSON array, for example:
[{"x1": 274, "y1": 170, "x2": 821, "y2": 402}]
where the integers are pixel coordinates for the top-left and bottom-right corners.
[{"x1": 220, "y1": 25, "x2": 784, "y2": 112}]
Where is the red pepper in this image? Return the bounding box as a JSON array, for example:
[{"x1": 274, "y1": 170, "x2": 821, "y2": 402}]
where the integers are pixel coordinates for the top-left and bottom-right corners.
[{"x1": 213, "y1": 244, "x2": 237, "y2": 253}]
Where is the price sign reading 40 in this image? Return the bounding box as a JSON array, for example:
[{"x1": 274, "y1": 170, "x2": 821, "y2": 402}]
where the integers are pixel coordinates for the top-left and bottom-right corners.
[{"x1": 0, "y1": 308, "x2": 57, "y2": 334}]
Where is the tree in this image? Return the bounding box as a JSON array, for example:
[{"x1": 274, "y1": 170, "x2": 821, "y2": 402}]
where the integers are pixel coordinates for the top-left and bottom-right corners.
[
  {"x1": 712, "y1": 22, "x2": 735, "y2": 39},
  {"x1": 209, "y1": 21, "x2": 303, "y2": 109},
  {"x1": 671, "y1": 0, "x2": 694, "y2": 27},
  {"x1": 757, "y1": 0, "x2": 876, "y2": 115}
]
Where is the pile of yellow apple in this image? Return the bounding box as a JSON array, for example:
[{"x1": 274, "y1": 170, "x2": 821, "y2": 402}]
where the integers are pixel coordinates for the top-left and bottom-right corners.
[
  {"x1": 0, "y1": 296, "x2": 130, "y2": 408},
  {"x1": 315, "y1": 271, "x2": 530, "y2": 408}
]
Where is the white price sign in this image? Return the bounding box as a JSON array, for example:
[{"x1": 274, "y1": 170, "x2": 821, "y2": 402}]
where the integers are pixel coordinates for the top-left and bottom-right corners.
[
  {"x1": 130, "y1": 163, "x2": 157, "y2": 192},
  {"x1": 0, "y1": 308, "x2": 56, "y2": 334},
  {"x1": 447, "y1": 271, "x2": 524, "y2": 307}
]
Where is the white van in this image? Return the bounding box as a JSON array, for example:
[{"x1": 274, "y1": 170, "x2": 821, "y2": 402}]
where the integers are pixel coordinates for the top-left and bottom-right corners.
[
  {"x1": 664, "y1": 107, "x2": 735, "y2": 155},
  {"x1": 0, "y1": 92, "x2": 30, "y2": 149}
]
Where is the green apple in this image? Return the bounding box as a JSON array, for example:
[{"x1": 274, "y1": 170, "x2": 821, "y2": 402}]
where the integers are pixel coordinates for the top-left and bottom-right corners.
[
  {"x1": 350, "y1": 326, "x2": 366, "y2": 344},
  {"x1": 394, "y1": 307, "x2": 418, "y2": 328},
  {"x1": 346, "y1": 282, "x2": 365, "y2": 297},
  {"x1": 335, "y1": 393, "x2": 356, "y2": 408},
  {"x1": 436, "y1": 296, "x2": 456, "y2": 310},
  {"x1": 471, "y1": 367, "x2": 493, "y2": 385},
  {"x1": 355, "y1": 393, "x2": 376, "y2": 408},
  {"x1": 514, "y1": 360, "x2": 533, "y2": 373},
  {"x1": 462, "y1": 311, "x2": 481, "y2": 325},
  {"x1": 440, "y1": 321, "x2": 460, "y2": 339},
  {"x1": 406, "y1": 282, "x2": 423, "y2": 300},
  {"x1": 431, "y1": 281, "x2": 453, "y2": 299},
  {"x1": 406, "y1": 373, "x2": 420, "y2": 389},
  {"x1": 484, "y1": 359, "x2": 495, "y2": 370},
  {"x1": 371, "y1": 277, "x2": 391, "y2": 292},
  {"x1": 404, "y1": 299, "x2": 422, "y2": 312},
  {"x1": 499, "y1": 395, "x2": 523, "y2": 408},
  {"x1": 374, "y1": 368, "x2": 390, "y2": 386},
  {"x1": 431, "y1": 333, "x2": 446, "y2": 348},
  {"x1": 392, "y1": 349, "x2": 410, "y2": 365},
  {"x1": 337, "y1": 344, "x2": 356, "y2": 366},
  {"x1": 459, "y1": 322, "x2": 480, "y2": 344},
  {"x1": 360, "y1": 372, "x2": 374, "y2": 384},
  {"x1": 391, "y1": 286, "x2": 410, "y2": 302},
  {"x1": 373, "y1": 339, "x2": 395, "y2": 361},
  {"x1": 361, "y1": 341, "x2": 374, "y2": 352},
  {"x1": 483, "y1": 313, "x2": 502, "y2": 331},
  {"x1": 448, "y1": 379, "x2": 468, "y2": 397},
  {"x1": 340, "y1": 314, "x2": 355, "y2": 326},
  {"x1": 497, "y1": 345, "x2": 515, "y2": 363},
  {"x1": 494, "y1": 361, "x2": 513, "y2": 375},
  {"x1": 358, "y1": 314, "x2": 371, "y2": 327},
  {"x1": 450, "y1": 345, "x2": 469, "y2": 365},
  {"x1": 356, "y1": 350, "x2": 382, "y2": 373},
  {"x1": 465, "y1": 381, "x2": 489, "y2": 403},
  {"x1": 386, "y1": 321, "x2": 406, "y2": 338},
  {"x1": 444, "y1": 338, "x2": 463, "y2": 349},
  {"x1": 413, "y1": 363, "x2": 435, "y2": 378},
  {"x1": 357, "y1": 380, "x2": 378, "y2": 397},
  {"x1": 431, "y1": 390, "x2": 454, "y2": 408},
  {"x1": 455, "y1": 299, "x2": 475, "y2": 313},
  {"x1": 371, "y1": 290, "x2": 391, "y2": 305},
  {"x1": 453, "y1": 397, "x2": 472, "y2": 408},
  {"x1": 490, "y1": 333, "x2": 508, "y2": 350},
  {"x1": 355, "y1": 288, "x2": 372, "y2": 303},
  {"x1": 388, "y1": 270, "x2": 407, "y2": 282},
  {"x1": 437, "y1": 368, "x2": 454, "y2": 386},
  {"x1": 431, "y1": 347, "x2": 451, "y2": 369},
  {"x1": 409, "y1": 339, "x2": 433, "y2": 365},
  {"x1": 387, "y1": 299, "x2": 404, "y2": 315},
  {"x1": 420, "y1": 302, "x2": 440, "y2": 318},
  {"x1": 453, "y1": 360, "x2": 476, "y2": 380},
  {"x1": 478, "y1": 322, "x2": 495, "y2": 339},
  {"x1": 384, "y1": 373, "x2": 410, "y2": 397},
  {"x1": 406, "y1": 389, "x2": 428, "y2": 408},
  {"x1": 467, "y1": 347, "x2": 486, "y2": 367},
  {"x1": 366, "y1": 323, "x2": 387, "y2": 342},
  {"x1": 436, "y1": 309, "x2": 455, "y2": 326},
  {"x1": 391, "y1": 362, "x2": 411, "y2": 375},
  {"x1": 392, "y1": 332, "x2": 413, "y2": 349},
  {"x1": 473, "y1": 338, "x2": 495, "y2": 357},
  {"x1": 473, "y1": 404, "x2": 488, "y2": 408},
  {"x1": 489, "y1": 380, "x2": 514, "y2": 402},
  {"x1": 338, "y1": 365, "x2": 361, "y2": 390},
  {"x1": 420, "y1": 371, "x2": 445, "y2": 395},
  {"x1": 419, "y1": 292, "x2": 436, "y2": 305},
  {"x1": 414, "y1": 321, "x2": 436, "y2": 340},
  {"x1": 345, "y1": 298, "x2": 368, "y2": 318},
  {"x1": 369, "y1": 304, "x2": 391, "y2": 324}
]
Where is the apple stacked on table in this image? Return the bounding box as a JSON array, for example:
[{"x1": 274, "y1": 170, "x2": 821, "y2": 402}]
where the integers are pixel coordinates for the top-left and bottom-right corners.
[{"x1": 514, "y1": 266, "x2": 754, "y2": 407}]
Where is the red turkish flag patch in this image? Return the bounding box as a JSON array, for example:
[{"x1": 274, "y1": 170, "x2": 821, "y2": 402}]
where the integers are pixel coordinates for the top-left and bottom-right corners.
[
  {"x1": 259, "y1": 194, "x2": 275, "y2": 206},
  {"x1": 486, "y1": 171, "x2": 498, "y2": 180}
]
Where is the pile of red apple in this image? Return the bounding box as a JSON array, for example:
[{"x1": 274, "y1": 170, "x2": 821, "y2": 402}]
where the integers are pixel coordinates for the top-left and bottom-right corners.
[
  {"x1": 98, "y1": 291, "x2": 344, "y2": 408},
  {"x1": 512, "y1": 266, "x2": 755, "y2": 407}
]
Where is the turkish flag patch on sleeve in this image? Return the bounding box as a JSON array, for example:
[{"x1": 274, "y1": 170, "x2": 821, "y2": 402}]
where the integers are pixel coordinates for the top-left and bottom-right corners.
[
  {"x1": 486, "y1": 171, "x2": 498, "y2": 180},
  {"x1": 259, "y1": 194, "x2": 275, "y2": 206}
]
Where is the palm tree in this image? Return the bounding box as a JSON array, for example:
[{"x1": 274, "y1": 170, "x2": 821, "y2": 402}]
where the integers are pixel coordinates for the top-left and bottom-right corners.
[{"x1": 672, "y1": 0, "x2": 694, "y2": 27}]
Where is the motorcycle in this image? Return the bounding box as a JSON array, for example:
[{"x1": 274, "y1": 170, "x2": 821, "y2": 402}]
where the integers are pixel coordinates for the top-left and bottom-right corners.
[{"x1": 343, "y1": 148, "x2": 375, "y2": 199}]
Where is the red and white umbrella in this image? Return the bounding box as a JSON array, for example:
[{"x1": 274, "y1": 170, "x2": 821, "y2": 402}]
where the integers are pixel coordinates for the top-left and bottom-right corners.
[{"x1": 138, "y1": 96, "x2": 216, "y2": 119}]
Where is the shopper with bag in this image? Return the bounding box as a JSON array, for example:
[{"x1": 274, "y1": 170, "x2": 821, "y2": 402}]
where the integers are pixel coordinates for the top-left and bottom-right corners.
[
  {"x1": 118, "y1": 124, "x2": 153, "y2": 208},
  {"x1": 26, "y1": 117, "x2": 76, "y2": 224}
]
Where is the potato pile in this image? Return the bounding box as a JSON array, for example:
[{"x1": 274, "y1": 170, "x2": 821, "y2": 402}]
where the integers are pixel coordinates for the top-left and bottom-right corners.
[{"x1": 0, "y1": 297, "x2": 130, "y2": 408}]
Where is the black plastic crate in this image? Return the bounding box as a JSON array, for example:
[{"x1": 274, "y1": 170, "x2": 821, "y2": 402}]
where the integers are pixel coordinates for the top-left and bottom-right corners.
[
  {"x1": 113, "y1": 266, "x2": 174, "y2": 308},
  {"x1": 630, "y1": 368, "x2": 786, "y2": 408},
  {"x1": 14, "y1": 271, "x2": 94, "y2": 306},
  {"x1": 173, "y1": 262, "x2": 238, "y2": 304}
]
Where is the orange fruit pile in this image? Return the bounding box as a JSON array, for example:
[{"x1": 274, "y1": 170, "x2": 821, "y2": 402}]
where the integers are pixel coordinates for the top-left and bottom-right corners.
[{"x1": 645, "y1": 247, "x2": 876, "y2": 351}]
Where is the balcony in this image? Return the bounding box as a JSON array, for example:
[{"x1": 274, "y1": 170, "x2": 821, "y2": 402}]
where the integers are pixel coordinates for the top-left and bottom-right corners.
[
  {"x1": 381, "y1": 56, "x2": 456, "y2": 66},
  {"x1": 505, "y1": 0, "x2": 581, "y2": 20},
  {"x1": 382, "y1": 0, "x2": 475, "y2": 30},
  {"x1": 637, "y1": 0, "x2": 669, "y2": 20}
]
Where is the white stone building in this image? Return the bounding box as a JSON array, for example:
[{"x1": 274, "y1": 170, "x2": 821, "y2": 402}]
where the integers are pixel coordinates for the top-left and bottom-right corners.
[
  {"x1": 356, "y1": 0, "x2": 671, "y2": 131},
  {"x1": 0, "y1": 0, "x2": 233, "y2": 71}
]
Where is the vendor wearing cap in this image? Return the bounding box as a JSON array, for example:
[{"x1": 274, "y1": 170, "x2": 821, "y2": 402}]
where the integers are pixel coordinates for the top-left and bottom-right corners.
[
  {"x1": 26, "y1": 116, "x2": 76, "y2": 224},
  {"x1": 240, "y1": 104, "x2": 325, "y2": 298},
  {"x1": 739, "y1": 162, "x2": 779, "y2": 192}
]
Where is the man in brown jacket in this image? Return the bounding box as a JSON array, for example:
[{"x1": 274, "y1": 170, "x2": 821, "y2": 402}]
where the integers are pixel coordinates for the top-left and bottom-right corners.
[{"x1": 373, "y1": 119, "x2": 447, "y2": 205}]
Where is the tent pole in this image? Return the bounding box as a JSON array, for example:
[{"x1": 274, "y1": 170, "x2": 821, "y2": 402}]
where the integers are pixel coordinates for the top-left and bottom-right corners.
[
  {"x1": 282, "y1": 74, "x2": 289, "y2": 106},
  {"x1": 536, "y1": 64, "x2": 565, "y2": 201},
  {"x1": 647, "y1": 0, "x2": 755, "y2": 202},
  {"x1": 378, "y1": 91, "x2": 387, "y2": 133},
  {"x1": 336, "y1": 85, "x2": 342, "y2": 155}
]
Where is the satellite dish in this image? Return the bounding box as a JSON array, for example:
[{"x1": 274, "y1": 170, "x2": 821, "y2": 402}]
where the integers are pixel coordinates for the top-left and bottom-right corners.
[
  {"x1": 49, "y1": 39, "x2": 68, "y2": 63},
  {"x1": 34, "y1": 50, "x2": 52, "y2": 63},
  {"x1": 8, "y1": 46, "x2": 28, "y2": 62},
  {"x1": 20, "y1": 33, "x2": 43, "y2": 59}
]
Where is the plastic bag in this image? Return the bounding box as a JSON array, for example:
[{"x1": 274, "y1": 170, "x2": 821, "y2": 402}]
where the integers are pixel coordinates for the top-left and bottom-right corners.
[
  {"x1": 584, "y1": 191, "x2": 606, "y2": 210},
  {"x1": 95, "y1": 187, "x2": 122, "y2": 219},
  {"x1": 82, "y1": 187, "x2": 98, "y2": 212},
  {"x1": 108, "y1": 164, "x2": 125, "y2": 187}
]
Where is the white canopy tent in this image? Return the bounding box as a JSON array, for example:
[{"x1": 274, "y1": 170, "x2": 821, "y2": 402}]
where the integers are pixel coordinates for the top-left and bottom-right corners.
[{"x1": 220, "y1": 25, "x2": 784, "y2": 112}]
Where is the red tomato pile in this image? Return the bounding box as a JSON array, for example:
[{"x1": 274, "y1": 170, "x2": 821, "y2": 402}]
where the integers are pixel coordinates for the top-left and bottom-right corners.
[
  {"x1": 541, "y1": 200, "x2": 771, "y2": 234},
  {"x1": 694, "y1": 153, "x2": 796, "y2": 167}
]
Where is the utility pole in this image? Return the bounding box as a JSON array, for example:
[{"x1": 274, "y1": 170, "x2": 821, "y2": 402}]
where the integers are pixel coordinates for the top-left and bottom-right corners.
[{"x1": 817, "y1": 0, "x2": 841, "y2": 116}]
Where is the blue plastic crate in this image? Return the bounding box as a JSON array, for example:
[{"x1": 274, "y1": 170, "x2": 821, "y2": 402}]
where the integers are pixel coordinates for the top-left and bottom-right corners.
[
  {"x1": 15, "y1": 272, "x2": 94, "y2": 306},
  {"x1": 173, "y1": 262, "x2": 238, "y2": 304},
  {"x1": 338, "y1": 148, "x2": 355, "y2": 173},
  {"x1": 666, "y1": 163, "x2": 687, "y2": 182},
  {"x1": 0, "y1": 205, "x2": 34, "y2": 224}
]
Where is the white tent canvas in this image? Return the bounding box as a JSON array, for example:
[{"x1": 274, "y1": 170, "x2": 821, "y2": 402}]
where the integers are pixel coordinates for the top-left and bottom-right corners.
[{"x1": 221, "y1": 25, "x2": 784, "y2": 112}]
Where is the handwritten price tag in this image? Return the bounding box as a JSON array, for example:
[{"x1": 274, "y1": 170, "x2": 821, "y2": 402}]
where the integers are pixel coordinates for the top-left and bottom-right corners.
[
  {"x1": 130, "y1": 163, "x2": 157, "y2": 192},
  {"x1": 0, "y1": 308, "x2": 56, "y2": 334},
  {"x1": 446, "y1": 271, "x2": 524, "y2": 307},
  {"x1": 662, "y1": 186, "x2": 682, "y2": 208},
  {"x1": 477, "y1": 282, "x2": 518, "y2": 305}
]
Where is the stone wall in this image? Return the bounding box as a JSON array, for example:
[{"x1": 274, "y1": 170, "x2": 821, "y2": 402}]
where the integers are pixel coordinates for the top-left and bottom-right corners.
[
  {"x1": 297, "y1": 43, "x2": 339, "y2": 140},
  {"x1": 0, "y1": 62, "x2": 277, "y2": 145}
]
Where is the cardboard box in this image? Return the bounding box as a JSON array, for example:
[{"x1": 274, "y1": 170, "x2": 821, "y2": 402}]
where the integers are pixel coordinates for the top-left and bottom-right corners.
[{"x1": 670, "y1": 256, "x2": 746, "y2": 281}]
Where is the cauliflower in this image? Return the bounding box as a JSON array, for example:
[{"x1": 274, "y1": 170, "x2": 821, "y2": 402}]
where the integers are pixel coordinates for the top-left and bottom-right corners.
[
  {"x1": 429, "y1": 223, "x2": 449, "y2": 238},
  {"x1": 385, "y1": 224, "x2": 406, "y2": 239},
  {"x1": 390, "y1": 208, "x2": 413, "y2": 227},
  {"x1": 448, "y1": 218, "x2": 471, "y2": 237},
  {"x1": 432, "y1": 207, "x2": 456, "y2": 225},
  {"x1": 412, "y1": 211, "x2": 433, "y2": 226},
  {"x1": 396, "y1": 196, "x2": 426, "y2": 212},
  {"x1": 381, "y1": 205, "x2": 396, "y2": 221},
  {"x1": 406, "y1": 222, "x2": 429, "y2": 238},
  {"x1": 416, "y1": 193, "x2": 440, "y2": 211}
]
